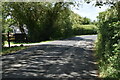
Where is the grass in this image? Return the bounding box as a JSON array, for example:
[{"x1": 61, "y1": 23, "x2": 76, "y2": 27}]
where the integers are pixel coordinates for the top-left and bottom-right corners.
[
  {"x1": 4, "y1": 40, "x2": 53, "y2": 46},
  {"x1": 2, "y1": 40, "x2": 54, "y2": 55},
  {"x1": 4, "y1": 41, "x2": 41, "y2": 45},
  {"x1": 2, "y1": 46, "x2": 28, "y2": 55}
]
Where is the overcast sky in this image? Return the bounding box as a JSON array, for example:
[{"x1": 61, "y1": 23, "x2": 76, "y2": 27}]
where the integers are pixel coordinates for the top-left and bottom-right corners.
[{"x1": 72, "y1": 2, "x2": 109, "y2": 21}]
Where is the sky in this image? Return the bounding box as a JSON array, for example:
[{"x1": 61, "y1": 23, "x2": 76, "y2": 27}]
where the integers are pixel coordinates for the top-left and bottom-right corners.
[{"x1": 72, "y1": 2, "x2": 109, "y2": 21}]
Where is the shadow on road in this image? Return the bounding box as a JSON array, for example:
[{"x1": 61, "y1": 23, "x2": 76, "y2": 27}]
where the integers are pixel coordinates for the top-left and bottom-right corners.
[{"x1": 2, "y1": 35, "x2": 100, "y2": 80}]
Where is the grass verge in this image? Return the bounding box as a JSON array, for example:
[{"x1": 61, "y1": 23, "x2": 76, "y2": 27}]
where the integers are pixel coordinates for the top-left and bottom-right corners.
[{"x1": 4, "y1": 40, "x2": 53, "y2": 46}]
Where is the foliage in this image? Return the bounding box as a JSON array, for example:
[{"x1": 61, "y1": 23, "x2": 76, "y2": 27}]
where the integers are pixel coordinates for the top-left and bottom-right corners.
[
  {"x1": 52, "y1": 8, "x2": 73, "y2": 39},
  {"x1": 81, "y1": 17, "x2": 91, "y2": 24},
  {"x1": 96, "y1": 4, "x2": 120, "y2": 79},
  {"x1": 70, "y1": 11, "x2": 83, "y2": 25},
  {"x1": 73, "y1": 25, "x2": 97, "y2": 35},
  {"x1": 2, "y1": 2, "x2": 94, "y2": 43},
  {"x1": 2, "y1": 2, "x2": 75, "y2": 42}
]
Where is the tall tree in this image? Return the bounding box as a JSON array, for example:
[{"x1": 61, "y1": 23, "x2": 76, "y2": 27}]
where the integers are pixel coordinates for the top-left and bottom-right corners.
[{"x1": 2, "y1": 2, "x2": 73, "y2": 42}]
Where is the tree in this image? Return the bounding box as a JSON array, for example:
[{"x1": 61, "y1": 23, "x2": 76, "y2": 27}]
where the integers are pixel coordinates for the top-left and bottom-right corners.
[
  {"x1": 81, "y1": 17, "x2": 91, "y2": 24},
  {"x1": 2, "y1": 1, "x2": 119, "y2": 42},
  {"x1": 2, "y1": 2, "x2": 74, "y2": 42}
]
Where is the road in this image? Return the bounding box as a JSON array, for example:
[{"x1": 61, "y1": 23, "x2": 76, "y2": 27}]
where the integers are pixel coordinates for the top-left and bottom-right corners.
[{"x1": 2, "y1": 35, "x2": 99, "y2": 80}]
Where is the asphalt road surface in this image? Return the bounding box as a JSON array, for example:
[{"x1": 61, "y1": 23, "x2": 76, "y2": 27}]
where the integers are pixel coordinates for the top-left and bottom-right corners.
[{"x1": 2, "y1": 35, "x2": 99, "y2": 80}]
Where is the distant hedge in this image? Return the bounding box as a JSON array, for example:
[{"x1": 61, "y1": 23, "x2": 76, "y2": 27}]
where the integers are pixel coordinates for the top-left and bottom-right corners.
[{"x1": 73, "y1": 25, "x2": 97, "y2": 35}]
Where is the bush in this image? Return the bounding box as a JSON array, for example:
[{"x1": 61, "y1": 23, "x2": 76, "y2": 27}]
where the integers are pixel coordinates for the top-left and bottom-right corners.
[
  {"x1": 96, "y1": 7, "x2": 120, "y2": 79},
  {"x1": 73, "y1": 24, "x2": 97, "y2": 35}
]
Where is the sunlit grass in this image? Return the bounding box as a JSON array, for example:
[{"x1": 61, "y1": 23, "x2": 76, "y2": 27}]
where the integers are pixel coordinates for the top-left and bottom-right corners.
[{"x1": 4, "y1": 40, "x2": 53, "y2": 46}]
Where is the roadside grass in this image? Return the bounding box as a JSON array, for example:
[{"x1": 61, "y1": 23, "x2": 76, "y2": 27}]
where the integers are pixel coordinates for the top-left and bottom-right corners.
[
  {"x1": 2, "y1": 46, "x2": 28, "y2": 55},
  {"x1": 2, "y1": 40, "x2": 54, "y2": 55},
  {"x1": 4, "y1": 40, "x2": 53, "y2": 46}
]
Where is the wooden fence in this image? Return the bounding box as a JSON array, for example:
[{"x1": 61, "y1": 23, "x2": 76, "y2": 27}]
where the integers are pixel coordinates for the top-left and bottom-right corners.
[{"x1": 2, "y1": 32, "x2": 27, "y2": 47}]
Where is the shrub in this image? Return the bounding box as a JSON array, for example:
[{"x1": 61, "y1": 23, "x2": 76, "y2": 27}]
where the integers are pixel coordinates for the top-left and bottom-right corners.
[
  {"x1": 73, "y1": 24, "x2": 97, "y2": 35},
  {"x1": 96, "y1": 7, "x2": 120, "y2": 79}
]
